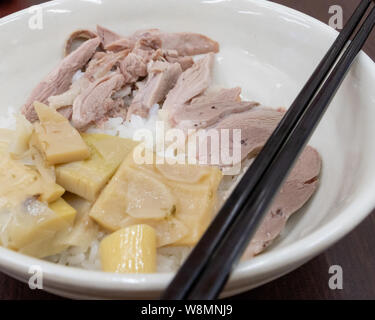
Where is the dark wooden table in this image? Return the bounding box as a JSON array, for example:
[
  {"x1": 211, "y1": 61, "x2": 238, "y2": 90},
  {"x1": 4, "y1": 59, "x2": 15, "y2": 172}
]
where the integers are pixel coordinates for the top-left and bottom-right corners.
[{"x1": 1, "y1": 0, "x2": 375, "y2": 300}]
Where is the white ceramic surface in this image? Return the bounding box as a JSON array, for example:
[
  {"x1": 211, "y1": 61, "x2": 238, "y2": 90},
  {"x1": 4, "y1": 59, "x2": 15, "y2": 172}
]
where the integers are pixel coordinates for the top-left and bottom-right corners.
[{"x1": 1, "y1": 0, "x2": 375, "y2": 299}]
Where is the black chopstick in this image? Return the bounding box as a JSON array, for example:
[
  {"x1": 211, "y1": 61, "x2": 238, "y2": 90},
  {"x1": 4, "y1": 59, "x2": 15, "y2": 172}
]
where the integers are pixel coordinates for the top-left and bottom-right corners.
[
  {"x1": 182, "y1": 5, "x2": 375, "y2": 299},
  {"x1": 162, "y1": 0, "x2": 375, "y2": 300}
]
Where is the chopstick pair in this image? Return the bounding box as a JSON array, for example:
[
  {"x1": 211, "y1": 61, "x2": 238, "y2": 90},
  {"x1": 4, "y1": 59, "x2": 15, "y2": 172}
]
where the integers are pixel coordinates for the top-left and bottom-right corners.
[{"x1": 162, "y1": 0, "x2": 375, "y2": 300}]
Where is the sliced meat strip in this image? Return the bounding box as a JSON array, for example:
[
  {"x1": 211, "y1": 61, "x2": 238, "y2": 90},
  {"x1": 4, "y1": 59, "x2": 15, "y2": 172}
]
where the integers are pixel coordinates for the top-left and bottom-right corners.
[
  {"x1": 158, "y1": 32, "x2": 219, "y2": 56},
  {"x1": 57, "y1": 105, "x2": 73, "y2": 120},
  {"x1": 99, "y1": 26, "x2": 160, "y2": 53},
  {"x1": 94, "y1": 97, "x2": 128, "y2": 126},
  {"x1": 191, "y1": 105, "x2": 321, "y2": 258},
  {"x1": 131, "y1": 28, "x2": 161, "y2": 39},
  {"x1": 105, "y1": 98, "x2": 128, "y2": 120},
  {"x1": 119, "y1": 52, "x2": 148, "y2": 83},
  {"x1": 134, "y1": 32, "x2": 162, "y2": 51},
  {"x1": 173, "y1": 87, "x2": 258, "y2": 130},
  {"x1": 96, "y1": 25, "x2": 124, "y2": 48},
  {"x1": 191, "y1": 87, "x2": 241, "y2": 104},
  {"x1": 176, "y1": 100, "x2": 259, "y2": 130},
  {"x1": 127, "y1": 62, "x2": 182, "y2": 120},
  {"x1": 22, "y1": 37, "x2": 101, "y2": 122},
  {"x1": 243, "y1": 146, "x2": 321, "y2": 258},
  {"x1": 148, "y1": 60, "x2": 170, "y2": 73},
  {"x1": 163, "y1": 53, "x2": 215, "y2": 124},
  {"x1": 163, "y1": 49, "x2": 194, "y2": 71},
  {"x1": 133, "y1": 29, "x2": 219, "y2": 56},
  {"x1": 85, "y1": 50, "x2": 129, "y2": 81},
  {"x1": 211, "y1": 108, "x2": 285, "y2": 162},
  {"x1": 166, "y1": 55, "x2": 194, "y2": 71},
  {"x1": 91, "y1": 51, "x2": 106, "y2": 60},
  {"x1": 72, "y1": 73, "x2": 125, "y2": 129},
  {"x1": 105, "y1": 38, "x2": 135, "y2": 52},
  {"x1": 118, "y1": 33, "x2": 162, "y2": 84},
  {"x1": 97, "y1": 26, "x2": 219, "y2": 56},
  {"x1": 64, "y1": 29, "x2": 98, "y2": 56},
  {"x1": 48, "y1": 50, "x2": 129, "y2": 111}
]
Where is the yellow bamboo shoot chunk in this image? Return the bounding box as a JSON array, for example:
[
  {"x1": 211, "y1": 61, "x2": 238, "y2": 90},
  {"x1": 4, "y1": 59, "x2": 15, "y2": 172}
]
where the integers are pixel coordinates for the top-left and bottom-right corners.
[
  {"x1": 0, "y1": 153, "x2": 47, "y2": 206},
  {"x1": 33, "y1": 102, "x2": 89, "y2": 164},
  {"x1": 9, "y1": 198, "x2": 76, "y2": 250},
  {"x1": 56, "y1": 133, "x2": 138, "y2": 201},
  {"x1": 10, "y1": 115, "x2": 33, "y2": 157},
  {"x1": 90, "y1": 165, "x2": 176, "y2": 230},
  {"x1": 90, "y1": 150, "x2": 222, "y2": 247},
  {"x1": 39, "y1": 184, "x2": 65, "y2": 203},
  {"x1": 0, "y1": 151, "x2": 65, "y2": 209},
  {"x1": 59, "y1": 193, "x2": 98, "y2": 248},
  {"x1": 99, "y1": 225, "x2": 157, "y2": 273},
  {"x1": 17, "y1": 198, "x2": 77, "y2": 258},
  {"x1": 48, "y1": 198, "x2": 77, "y2": 225}
]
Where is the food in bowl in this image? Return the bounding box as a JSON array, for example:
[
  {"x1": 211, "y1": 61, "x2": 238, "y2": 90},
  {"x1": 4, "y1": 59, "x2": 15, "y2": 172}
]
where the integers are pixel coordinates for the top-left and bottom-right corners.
[{"x1": 0, "y1": 26, "x2": 321, "y2": 274}]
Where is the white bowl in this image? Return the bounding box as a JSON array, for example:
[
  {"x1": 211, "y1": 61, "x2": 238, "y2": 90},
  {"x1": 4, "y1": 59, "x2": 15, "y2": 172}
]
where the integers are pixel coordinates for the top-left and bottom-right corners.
[{"x1": 1, "y1": 0, "x2": 375, "y2": 299}]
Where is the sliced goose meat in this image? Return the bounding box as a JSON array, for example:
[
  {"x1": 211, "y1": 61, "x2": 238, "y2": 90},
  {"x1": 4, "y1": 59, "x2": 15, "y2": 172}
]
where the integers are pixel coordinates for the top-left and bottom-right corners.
[
  {"x1": 159, "y1": 31, "x2": 219, "y2": 56},
  {"x1": 136, "y1": 47, "x2": 193, "y2": 72},
  {"x1": 243, "y1": 146, "x2": 321, "y2": 258},
  {"x1": 206, "y1": 108, "x2": 285, "y2": 163},
  {"x1": 131, "y1": 28, "x2": 161, "y2": 40},
  {"x1": 22, "y1": 37, "x2": 101, "y2": 122},
  {"x1": 134, "y1": 32, "x2": 162, "y2": 51},
  {"x1": 57, "y1": 105, "x2": 73, "y2": 120},
  {"x1": 119, "y1": 52, "x2": 148, "y2": 83},
  {"x1": 64, "y1": 29, "x2": 98, "y2": 56},
  {"x1": 163, "y1": 53, "x2": 215, "y2": 124},
  {"x1": 105, "y1": 38, "x2": 135, "y2": 52},
  {"x1": 163, "y1": 49, "x2": 194, "y2": 71},
  {"x1": 72, "y1": 73, "x2": 125, "y2": 129},
  {"x1": 91, "y1": 51, "x2": 106, "y2": 60},
  {"x1": 96, "y1": 25, "x2": 124, "y2": 49},
  {"x1": 118, "y1": 34, "x2": 163, "y2": 84},
  {"x1": 174, "y1": 87, "x2": 258, "y2": 130},
  {"x1": 127, "y1": 62, "x2": 182, "y2": 120},
  {"x1": 98, "y1": 97, "x2": 128, "y2": 124},
  {"x1": 97, "y1": 26, "x2": 219, "y2": 56},
  {"x1": 98, "y1": 26, "x2": 160, "y2": 53},
  {"x1": 49, "y1": 50, "x2": 129, "y2": 110},
  {"x1": 176, "y1": 100, "x2": 259, "y2": 130},
  {"x1": 166, "y1": 55, "x2": 194, "y2": 71},
  {"x1": 85, "y1": 50, "x2": 129, "y2": 81},
  {"x1": 192, "y1": 106, "x2": 321, "y2": 258},
  {"x1": 133, "y1": 29, "x2": 219, "y2": 56},
  {"x1": 191, "y1": 87, "x2": 241, "y2": 104},
  {"x1": 106, "y1": 100, "x2": 128, "y2": 120},
  {"x1": 148, "y1": 60, "x2": 170, "y2": 73}
]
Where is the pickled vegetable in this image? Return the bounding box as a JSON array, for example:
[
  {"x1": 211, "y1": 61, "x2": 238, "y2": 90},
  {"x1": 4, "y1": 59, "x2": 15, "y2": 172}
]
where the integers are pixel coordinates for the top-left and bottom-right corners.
[
  {"x1": 56, "y1": 133, "x2": 138, "y2": 201},
  {"x1": 90, "y1": 150, "x2": 222, "y2": 246},
  {"x1": 33, "y1": 102, "x2": 89, "y2": 164},
  {"x1": 99, "y1": 225, "x2": 157, "y2": 273}
]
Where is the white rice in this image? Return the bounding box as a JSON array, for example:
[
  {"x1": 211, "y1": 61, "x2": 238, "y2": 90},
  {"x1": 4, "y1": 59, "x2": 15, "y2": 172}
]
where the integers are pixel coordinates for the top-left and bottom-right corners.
[
  {"x1": 85, "y1": 104, "x2": 160, "y2": 139},
  {"x1": 47, "y1": 244, "x2": 192, "y2": 273},
  {"x1": 47, "y1": 233, "x2": 105, "y2": 271}
]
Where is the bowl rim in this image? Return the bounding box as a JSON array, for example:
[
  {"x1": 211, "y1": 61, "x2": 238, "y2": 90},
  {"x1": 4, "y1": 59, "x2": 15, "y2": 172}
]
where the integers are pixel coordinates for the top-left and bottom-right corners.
[{"x1": 1, "y1": 0, "x2": 375, "y2": 295}]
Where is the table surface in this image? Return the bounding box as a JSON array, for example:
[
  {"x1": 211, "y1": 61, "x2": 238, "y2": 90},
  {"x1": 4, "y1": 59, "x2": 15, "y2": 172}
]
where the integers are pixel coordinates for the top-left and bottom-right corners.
[{"x1": 1, "y1": 0, "x2": 375, "y2": 300}]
